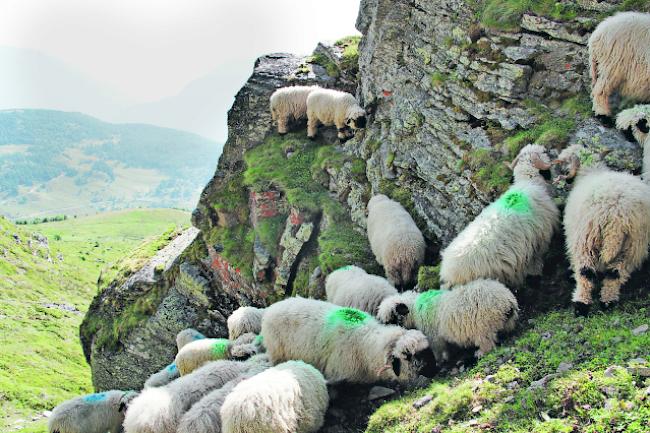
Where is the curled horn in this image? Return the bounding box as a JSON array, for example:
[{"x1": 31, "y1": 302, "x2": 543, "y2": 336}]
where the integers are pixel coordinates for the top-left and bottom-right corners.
[
  {"x1": 552, "y1": 154, "x2": 580, "y2": 184},
  {"x1": 506, "y1": 154, "x2": 521, "y2": 171},
  {"x1": 531, "y1": 153, "x2": 552, "y2": 171}
]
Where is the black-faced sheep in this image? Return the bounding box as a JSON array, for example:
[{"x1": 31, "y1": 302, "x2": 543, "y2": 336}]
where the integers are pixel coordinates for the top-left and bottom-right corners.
[
  {"x1": 227, "y1": 306, "x2": 264, "y2": 340},
  {"x1": 376, "y1": 280, "x2": 519, "y2": 360},
  {"x1": 306, "y1": 88, "x2": 367, "y2": 141},
  {"x1": 220, "y1": 360, "x2": 329, "y2": 433},
  {"x1": 260, "y1": 297, "x2": 437, "y2": 383},
  {"x1": 175, "y1": 334, "x2": 260, "y2": 376},
  {"x1": 325, "y1": 265, "x2": 398, "y2": 315},
  {"x1": 439, "y1": 144, "x2": 559, "y2": 288},
  {"x1": 367, "y1": 194, "x2": 425, "y2": 289},
  {"x1": 269, "y1": 85, "x2": 320, "y2": 135},
  {"x1": 48, "y1": 390, "x2": 137, "y2": 433},
  {"x1": 589, "y1": 12, "x2": 650, "y2": 116}
]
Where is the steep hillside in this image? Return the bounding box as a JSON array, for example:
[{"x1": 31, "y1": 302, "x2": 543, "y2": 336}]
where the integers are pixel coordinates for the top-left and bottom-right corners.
[{"x1": 0, "y1": 109, "x2": 221, "y2": 219}]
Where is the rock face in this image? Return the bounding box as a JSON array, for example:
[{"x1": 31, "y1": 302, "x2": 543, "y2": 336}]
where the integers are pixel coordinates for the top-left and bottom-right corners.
[{"x1": 82, "y1": 0, "x2": 650, "y2": 427}]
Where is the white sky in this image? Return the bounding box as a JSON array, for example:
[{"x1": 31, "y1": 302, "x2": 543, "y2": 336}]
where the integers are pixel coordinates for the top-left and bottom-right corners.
[{"x1": 0, "y1": 0, "x2": 361, "y2": 104}]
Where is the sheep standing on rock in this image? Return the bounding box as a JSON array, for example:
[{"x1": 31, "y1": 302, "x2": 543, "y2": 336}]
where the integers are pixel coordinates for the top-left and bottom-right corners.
[
  {"x1": 588, "y1": 12, "x2": 650, "y2": 116},
  {"x1": 270, "y1": 85, "x2": 319, "y2": 135},
  {"x1": 221, "y1": 361, "x2": 329, "y2": 433},
  {"x1": 439, "y1": 144, "x2": 559, "y2": 288},
  {"x1": 176, "y1": 328, "x2": 206, "y2": 351},
  {"x1": 306, "y1": 88, "x2": 367, "y2": 141},
  {"x1": 376, "y1": 280, "x2": 519, "y2": 360},
  {"x1": 48, "y1": 390, "x2": 137, "y2": 433},
  {"x1": 325, "y1": 265, "x2": 398, "y2": 314},
  {"x1": 175, "y1": 334, "x2": 260, "y2": 376},
  {"x1": 367, "y1": 195, "x2": 425, "y2": 289},
  {"x1": 227, "y1": 306, "x2": 264, "y2": 340},
  {"x1": 261, "y1": 297, "x2": 437, "y2": 383}
]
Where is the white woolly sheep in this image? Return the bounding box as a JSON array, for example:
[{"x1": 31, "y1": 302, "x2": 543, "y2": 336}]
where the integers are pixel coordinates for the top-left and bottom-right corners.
[
  {"x1": 306, "y1": 88, "x2": 367, "y2": 141},
  {"x1": 270, "y1": 85, "x2": 320, "y2": 134},
  {"x1": 176, "y1": 328, "x2": 206, "y2": 351},
  {"x1": 376, "y1": 280, "x2": 519, "y2": 360},
  {"x1": 325, "y1": 265, "x2": 398, "y2": 314},
  {"x1": 221, "y1": 360, "x2": 329, "y2": 433},
  {"x1": 123, "y1": 355, "x2": 271, "y2": 433},
  {"x1": 588, "y1": 12, "x2": 650, "y2": 116},
  {"x1": 367, "y1": 195, "x2": 425, "y2": 288},
  {"x1": 261, "y1": 297, "x2": 437, "y2": 383},
  {"x1": 227, "y1": 306, "x2": 265, "y2": 340},
  {"x1": 616, "y1": 104, "x2": 650, "y2": 182},
  {"x1": 143, "y1": 363, "x2": 180, "y2": 389},
  {"x1": 439, "y1": 144, "x2": 560, "y2": 288},
  {"x1": 555, "y1": 111, "x2": 650, "y2": 315},
  {"x1": 48, "y1": 390, "x2": 137, "y2": 433},
  {"x1": 175, "y1": 333, "x2": 260, "y2": 376}
]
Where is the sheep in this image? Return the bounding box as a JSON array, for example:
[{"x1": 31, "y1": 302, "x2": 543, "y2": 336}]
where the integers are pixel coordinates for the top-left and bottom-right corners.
[
  {"x1": 270, "y1": 85, "x2": 320, "y2": 135},
  {"x1": 175, "y1": 333, "x2": 260, "y2": 376},
  {"x1": 260, "y1": 297, "x2": 437, "y2": 384},
  {"x1": 325, "y1": 265, "x2": 398, "y2": 314},
  {"x1": 588, "y1": 12, "x2": 650, "y2": 117},
  {"x1": 366, "y1": 195, "x2": 426, "y2": 288},
  {"x1": 439, "y1": 144, "x2": 559, "y2": 288},
  {"x1": 555, "y1": 116, "x2": 650, "y2": 315},
  {"x1": 227, "y1": 306, "x2": 264, "y2": 340},
  {"x1": 616, "y1": 104, "x2": 650, "y2": 182},
  {"x1": 376, "y1": 280, "x2": 519, "y2": 360},
  {"x1": 221, "y1": 361, "x2": 329, "y2": 433},
  {"x1": 306, "y1": 87, "x2": 367, "y2": 141},
  {"x1": 143, "y1": 363, "x2": 180, "y2": 389},
  {"x1": 48, "y1": 390, "x2": 137, "y2": 433},
  {"x1": 123, "y1": 356, "x2": 271, "y2": 433},
  {"x1": 176, "y1": 328, "x2": 206, "y2": 351}
]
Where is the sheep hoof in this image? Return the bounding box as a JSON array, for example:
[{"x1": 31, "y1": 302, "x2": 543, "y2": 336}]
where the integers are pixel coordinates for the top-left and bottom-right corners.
[
  {"x1": 308, "y1": 135, "x2": 316, "y2": 141},
  {"x1": 599, "y1": 301, "x2": 616, "y2": 311},
  {"x1": 573, "y1": 302, "x2": 590, "y2": 317}
]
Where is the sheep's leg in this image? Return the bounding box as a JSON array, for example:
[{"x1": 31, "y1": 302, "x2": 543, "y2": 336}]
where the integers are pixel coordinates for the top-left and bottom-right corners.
[
  {"x1": 474, "y1": 335, "x2": 496, "y2": 358},
  {"x1": 591, "y1": 78, "x2": 613, "y2": 116},
  {"x1": 573, "y1": 266, "x2": 597, "y2": 316},
  {"x1": 277, "y1": 114, "x2": 289, "y2": 135},
  {"x1": 599, "y1": 266, "x2": 628, "y2": 307},
  {"x1": 307, "y1": 115, "x2": 319, "y2": 139},
  {"x1": 526, "y1": 254, "x2": 544, "y2": 276}
]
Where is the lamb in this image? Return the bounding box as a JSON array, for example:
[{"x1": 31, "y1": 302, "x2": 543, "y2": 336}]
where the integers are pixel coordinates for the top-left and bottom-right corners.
[
  {"x1": 366, "y1": 195, "x2": 425, "y2": 288},
  {"x1": 261, "y1": 297, "x2": 437, "y2": 383},
  {"x1": 227, "y1": 306, "x2": 264, "y2": 340},
  {"x1": 176, "y1": 328, "x2": 206, "y2": 351},
  {"x1": 325, "y1": 265, "x2": 398, "y2": 314},
  {"x1": 439, "y1": 144, "x2": 559, "y2": 288},
  {"x1": 143, "y1": 363, "x2": 180, "y2": 389},
  {"x1": 221, "y1": 361, "x2": 329, "y2": 433},
  {"x1": 553, "y1": 108, "x2": 650, "y2": 315},
  {"x1": 270, "y1": 85, "x2": 319, "y2": 134},
  {"x1": 376, "y1": 280, "x2": 519, "y2": 360},
  {"x1": 588, "y1": 12, "x2": 650, "y2": 116},
  {"x1": 175, "y1": 334, "x2": 260, "y2": 376},
  {"x1": 306, "y1": 87, "x2": 367, "y2": 141},
  {"x1": 123, "y1": 355, "x2": 271, "y2": 433},
  {"x1": 48, "y1": 390, "x2": 137, "y2": 433}
]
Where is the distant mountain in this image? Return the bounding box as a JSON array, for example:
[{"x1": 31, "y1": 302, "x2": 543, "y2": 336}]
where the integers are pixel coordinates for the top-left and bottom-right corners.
[{"x1": 0, "y1": 109, "x2": 221, "y2": 219}]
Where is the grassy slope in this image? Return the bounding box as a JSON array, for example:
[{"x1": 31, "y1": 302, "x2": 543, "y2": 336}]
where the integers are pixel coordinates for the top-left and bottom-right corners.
[{"x1": 0, "y1": 209, "x2": 189, "y2": 433}]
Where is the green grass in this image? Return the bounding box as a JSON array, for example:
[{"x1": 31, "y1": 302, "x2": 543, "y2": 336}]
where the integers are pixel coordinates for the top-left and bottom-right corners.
[
  {"x1": 335, "y1": 35, "x2": 361, "y2": 76},
  {"x1": 477, "y1": 0, "x2": 580, "y2": 31},
  {"x1": 0, "y1": 209, "x2": 189, "y2": 432},
  {"x1": 366, "y1": 299, "x2": 650, "y2": 433}
]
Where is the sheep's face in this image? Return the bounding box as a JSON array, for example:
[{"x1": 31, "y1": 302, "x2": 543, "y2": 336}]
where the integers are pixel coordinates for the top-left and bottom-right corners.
[
  {"x1": 346, "y1": 114, "x2": 367, "y2": 130},
  {"x1": 509, "y1": 144, "x2": 552, "y2": 182},
  {"x1": 385, "y1": 330, "x2": 438, "y2": 382},
  {"x1": 616, "y1": 105, "x2": 650, "y2": 145}
]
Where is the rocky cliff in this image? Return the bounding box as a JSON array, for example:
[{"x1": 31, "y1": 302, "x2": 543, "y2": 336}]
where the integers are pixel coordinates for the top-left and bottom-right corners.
[{"x1": 81, "y1": 0, "x2": 650, "y2": 430}]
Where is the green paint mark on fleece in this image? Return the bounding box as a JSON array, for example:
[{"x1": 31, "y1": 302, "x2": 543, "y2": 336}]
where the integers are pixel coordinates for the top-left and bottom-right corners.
[
  {"x1": 332, "y1": 265, "x2": 354, "y2": 273},
  {"x1": 212, "y1": 339, "x2": 230, "y2": 358},
  {"x1": 326, "y1": 307, "x2": 371, "y2": 329},
  {"x1": 494, "y1": 189, "x2": 531, "y2": 214},
  {"x1": 415, "y1": 290, "x2": 444, "y2": 314},
  {"x1": 255, "y1": 334, "x2": 264, "y2": 345}
]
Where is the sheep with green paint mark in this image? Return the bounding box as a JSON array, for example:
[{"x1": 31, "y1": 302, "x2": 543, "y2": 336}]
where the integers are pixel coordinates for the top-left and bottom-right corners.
[
  {"x1": 227, "y1": 306, "x2": 265, "y2": 340},
  {"x1": 439, "y1": 144, "x2": 559, "y2": 288},
  {"x1": 261, "y1": 297, "x2": 437, "y2": 383},
  {"x1": 176, "y1": 328, "x2": 206, "y2": 351},
  {"x1": 376, "y1": 279, "x2": 518, "y2": 360},
  {"x1": 326, "y1": 265, "x2": 398, "y2": 315},
  {"x1": 144, "y1": 362, "x2": 180, "y2": 389},
  {"x1": 175, "y1": 333, "x2": 260, "y2": 376},
  {"x1": 48, "y1": 390, "x2": 137, "y2": 433}
]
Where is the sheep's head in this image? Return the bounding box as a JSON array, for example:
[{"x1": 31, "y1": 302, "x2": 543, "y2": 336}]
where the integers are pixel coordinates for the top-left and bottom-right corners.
[
  {"x1": 552, "y1": 144, "x2": 585, "y2": 184},
  {"x1": 616, "y1": 105, "x2": 650, "y2": 145},
  {"x1": 380, "y1": 330, "x2": 437, "y2": 382},
  {"x1": 376, "y1": 294, "x2": 412, "y2": 327},
  {"x1": 176, "y1": 328, "x2": 205, "y2": 350},
  {"x1": 507, "y1": 144, "x2": 552, "y2": 183},
  {"x1": 345, "y1": 106, "x2": 367, "y2": 130},
  {"x1": 367, "y1": 194, "x2": 390, "y2": 213}
]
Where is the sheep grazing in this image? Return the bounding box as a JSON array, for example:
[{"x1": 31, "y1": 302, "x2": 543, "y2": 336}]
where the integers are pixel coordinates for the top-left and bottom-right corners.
[
  {"x1": 269, "y1": 85, "x2": 320, "y2": 135},
  {"x1": 123, "y1": 356, "x2": 271, "y2": 433},
  {"x1": 617, "y1": 104, "x2": 650, "y2": 182},
  {"x1": 221, "y1": 361, "x2": 329, "y2": 433},
  {"x1": 175, "y1": 334, "x2": 260, "y2": 376},
  {"x1": 556, "y1": 114, "x2": 650, "y2": 315},
  {"x1": 48, "y1": 390, "x2": 137, "y2": 433},
  {"x1": 325, "y1": 265, "x2": 398, "y2": 314},
  {"x1": 143, "y1": 363, "x2": 180, "y2": 389},
  {"x1": 176, "y1": 328, "x2": 206, "y2": 351},
  {"x1": 439, "y1": 144, "x2": 559, "y2": 288},
  {"x1": 306, "y1": 88, "x2": 367, "y2": 141},
  {"x1": 367, "y1": 195, "x2": 425, "y2": 289},
  {"x1": 261, "y1": 297, "x2": 437, "y2": 383},
  {"x1": 227, "y1": 306, "x2": 264, "y2": 340},
  {"x1": 376, "y1": 280, "x2": 519, "y2": 360},
  {"x1": 588, "y1": 12, "x2": 650, "y2": 117}
]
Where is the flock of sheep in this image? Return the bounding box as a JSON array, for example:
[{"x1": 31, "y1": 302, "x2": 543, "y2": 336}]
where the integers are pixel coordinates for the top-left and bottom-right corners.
[{"x1": 48, "y1": 11, "x2": 650, "y2": 433}]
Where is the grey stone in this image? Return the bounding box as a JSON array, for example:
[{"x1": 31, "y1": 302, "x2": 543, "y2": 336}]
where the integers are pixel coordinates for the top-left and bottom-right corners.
[
  {"x1": 413, "y1": 395, "x2": 433, "y2": 409},
  {"x1": 632, "y1": 324, "x2": 648, "y2": 336},
  {"x1": 557, "y1": 362, "x2": 573, "y2": 373}
]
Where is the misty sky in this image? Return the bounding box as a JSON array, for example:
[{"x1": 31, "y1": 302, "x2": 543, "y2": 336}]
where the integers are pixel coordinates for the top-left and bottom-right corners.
[{"x1": 0, "y1": 0, "x2": 361, "y2": 104}]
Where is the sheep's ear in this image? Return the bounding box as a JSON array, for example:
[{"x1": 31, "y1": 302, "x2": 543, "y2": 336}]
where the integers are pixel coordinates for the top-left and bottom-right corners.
[
  {"x1": 391, "y1": 357, "x2": 401, "y2": 377},
  {"x1": 637, "y1": 118, "x2": 649, "y2": 134},
  {"x1": 119, "y1": 402, "x2": 127, "y2": 412}
]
